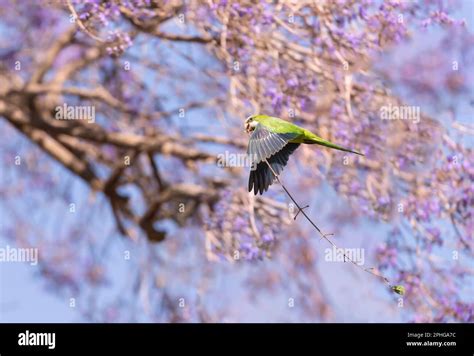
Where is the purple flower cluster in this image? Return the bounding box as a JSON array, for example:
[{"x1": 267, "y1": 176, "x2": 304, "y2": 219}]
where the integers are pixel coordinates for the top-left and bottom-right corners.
[
  {"x1": 106, "y1": 30, "x2": 133, "y2": 56},
  {"x1": 421, "y1": 10, "x2": 467, "y2": 28},
  {"x1": 72, "y1": 0, "x2": 157, "y2": 56},
  {"x1": 74, "y1": 0, "x2": 121, "y2": 26}
]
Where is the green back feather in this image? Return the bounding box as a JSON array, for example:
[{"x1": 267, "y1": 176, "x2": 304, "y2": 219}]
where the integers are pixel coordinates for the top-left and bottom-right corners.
[
  {"x1": 254, "y1": 115, "x2": 305, "y2": 135},
  {"x1": 252, "y1": 115, "x2": 364, "y2": 156}
]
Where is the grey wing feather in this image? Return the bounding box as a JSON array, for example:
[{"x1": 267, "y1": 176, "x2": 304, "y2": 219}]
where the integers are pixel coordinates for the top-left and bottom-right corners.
[
  {"x1": 247, "y1": 124, "x2": 298, "y2": 166},
  {"x1": 248, "y1": 143, "x2": 300, "y2": 195}
]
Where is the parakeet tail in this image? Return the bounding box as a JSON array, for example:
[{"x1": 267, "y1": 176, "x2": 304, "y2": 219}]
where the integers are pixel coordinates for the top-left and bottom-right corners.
[{"x1": 304, "y1": 138, "x2": 364, "y2": 156}]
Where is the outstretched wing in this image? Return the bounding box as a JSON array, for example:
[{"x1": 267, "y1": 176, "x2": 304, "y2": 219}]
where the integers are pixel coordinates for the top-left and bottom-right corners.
[
  {"x1": 247, "y1": 123, "x2": 299, "y2": 166},
  {"x1": 248, "y1": 143, "x2": 300, "y2": 195}
]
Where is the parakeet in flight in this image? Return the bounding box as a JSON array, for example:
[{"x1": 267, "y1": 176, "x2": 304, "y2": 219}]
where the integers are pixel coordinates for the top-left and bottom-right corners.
[{"x1": 245, "y1": 114, "x2": 363, "y2": 195}]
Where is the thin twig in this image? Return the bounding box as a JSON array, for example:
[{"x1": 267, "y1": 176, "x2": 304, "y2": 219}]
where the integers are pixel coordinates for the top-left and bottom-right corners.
[
  {"x1": 264, "y1": 159, "x2": 404, "y2": 294},
  {"x1": 66, "y1": 0, "x2": 106, "y2": 43}
]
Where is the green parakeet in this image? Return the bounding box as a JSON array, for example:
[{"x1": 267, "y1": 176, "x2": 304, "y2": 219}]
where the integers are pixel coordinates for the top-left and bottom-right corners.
[{"x1": 245, "y1": 114, "x2": 363, "y2": 195}]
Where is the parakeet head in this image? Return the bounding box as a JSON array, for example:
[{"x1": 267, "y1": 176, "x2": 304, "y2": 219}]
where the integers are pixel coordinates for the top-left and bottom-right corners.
[{"x1": 244, "y1": 115, "x2": 259, "y2": 133}]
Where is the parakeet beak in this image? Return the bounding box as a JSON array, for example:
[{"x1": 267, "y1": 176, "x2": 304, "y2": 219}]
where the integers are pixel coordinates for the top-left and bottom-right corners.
[{"x1": 245, "y1": 122, "x2": 250, "y2": 133}]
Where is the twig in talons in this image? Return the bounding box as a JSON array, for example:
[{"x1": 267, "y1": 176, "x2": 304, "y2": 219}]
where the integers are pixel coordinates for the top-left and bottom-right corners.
[
  {"x1": 263, "y1": 159, "x2": 405, "y2": 296},
  {"x1": 263, "y1": 159, "x2": 326, "y2": 235},
  {"x1": 294, "y1": 204, "x2": 309, "y2": 220}
]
